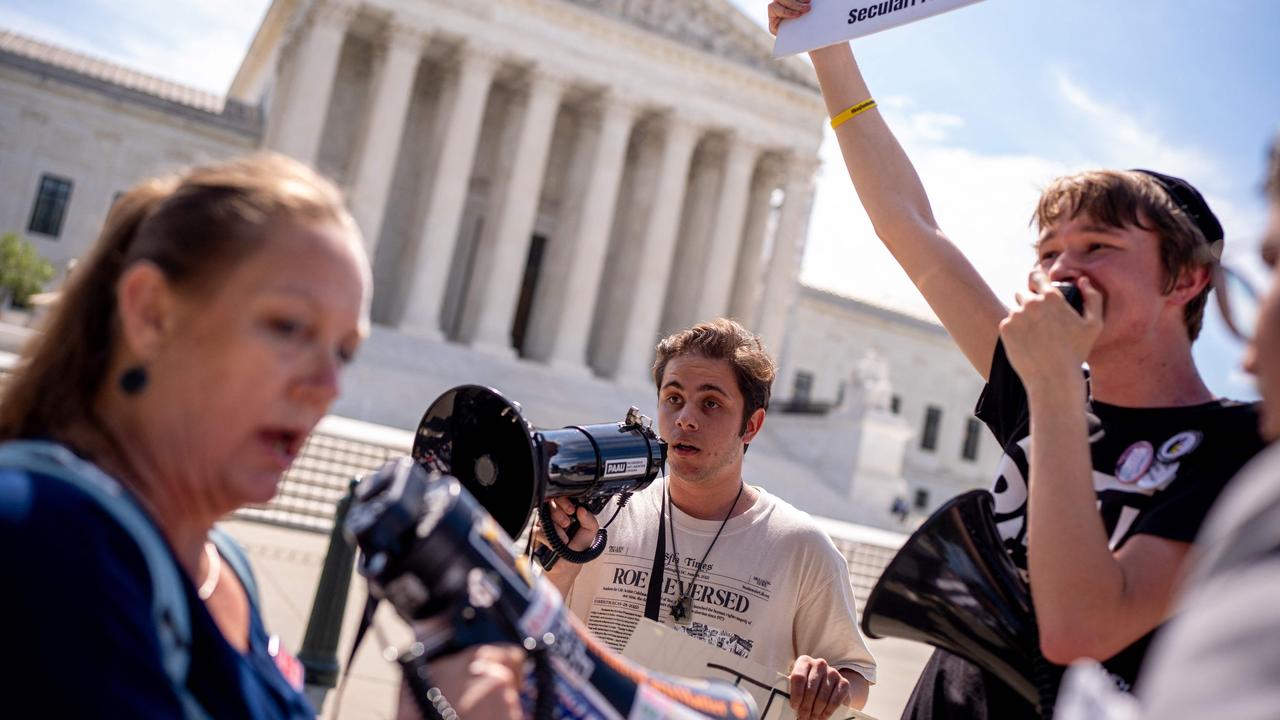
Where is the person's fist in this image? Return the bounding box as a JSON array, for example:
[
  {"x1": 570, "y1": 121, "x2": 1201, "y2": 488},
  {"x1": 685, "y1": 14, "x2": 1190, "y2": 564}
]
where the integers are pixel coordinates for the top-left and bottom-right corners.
[
  {"x1": 999, "y1": 271, "x2": 1104, "y2": 388},
  {"x1": 536, "y1": 497, "x2": 601, "y2": 552},
  {"x1": 788, "y1": 655, "x2": 851, "y2": 720}
]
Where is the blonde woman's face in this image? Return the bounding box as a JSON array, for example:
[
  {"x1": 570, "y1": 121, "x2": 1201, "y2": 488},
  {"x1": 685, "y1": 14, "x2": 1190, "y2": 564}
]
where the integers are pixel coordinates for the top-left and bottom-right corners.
[{"x1": 143, "y1": 219, "x2": 370, "y2": 511}]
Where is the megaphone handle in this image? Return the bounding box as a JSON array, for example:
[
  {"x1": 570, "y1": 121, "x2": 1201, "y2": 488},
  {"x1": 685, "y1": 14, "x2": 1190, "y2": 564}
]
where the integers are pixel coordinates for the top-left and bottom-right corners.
[
  {"x1": 536, "y1": 501, "x2": 608, "y2": 566},
  {"x1": 532, "y1": 507, "x2": 584, "y2": 570}
]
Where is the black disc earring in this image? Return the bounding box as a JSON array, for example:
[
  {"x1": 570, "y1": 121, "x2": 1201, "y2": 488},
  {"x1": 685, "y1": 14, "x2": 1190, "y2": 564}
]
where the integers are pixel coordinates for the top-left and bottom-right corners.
[{"x1": 119, "y1": 366, "x2": 148, "y2": 395}]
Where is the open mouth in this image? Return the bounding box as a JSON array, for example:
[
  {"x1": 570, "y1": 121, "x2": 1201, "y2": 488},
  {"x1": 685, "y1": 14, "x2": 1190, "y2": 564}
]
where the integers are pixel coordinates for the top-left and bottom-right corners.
[
  {"x1": 672, "y1": 441, "x2": 700, "y2": 454},
  {"x1": 259, "y1": 428, "x2": 305, "y2": 461}
]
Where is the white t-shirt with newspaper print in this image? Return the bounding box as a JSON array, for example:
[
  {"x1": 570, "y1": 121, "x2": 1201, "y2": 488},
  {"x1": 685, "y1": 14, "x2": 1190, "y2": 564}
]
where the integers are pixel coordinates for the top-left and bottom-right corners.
[{"x1": 564, "y1": 479, "x2": 877, "y2": 683}]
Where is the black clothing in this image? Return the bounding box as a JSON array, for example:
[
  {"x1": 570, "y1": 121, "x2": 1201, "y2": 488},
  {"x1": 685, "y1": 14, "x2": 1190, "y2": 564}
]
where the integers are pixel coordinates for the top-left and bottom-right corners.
[{"x1": 903, "y1": 342, "x2": 1264, "y2": 719}]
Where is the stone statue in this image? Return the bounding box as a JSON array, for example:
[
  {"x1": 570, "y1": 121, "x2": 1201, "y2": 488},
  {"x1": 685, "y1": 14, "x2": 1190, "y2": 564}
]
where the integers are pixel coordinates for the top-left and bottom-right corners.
[{"x1": 854, "y1": 348, "x2": 893, "y2": 412}]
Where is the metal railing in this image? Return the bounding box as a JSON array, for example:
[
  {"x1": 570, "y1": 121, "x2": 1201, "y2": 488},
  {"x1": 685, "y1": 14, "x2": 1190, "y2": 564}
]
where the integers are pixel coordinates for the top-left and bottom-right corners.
[{"x1": 233, "y1": 430, "x2": 405, "y2": 532}]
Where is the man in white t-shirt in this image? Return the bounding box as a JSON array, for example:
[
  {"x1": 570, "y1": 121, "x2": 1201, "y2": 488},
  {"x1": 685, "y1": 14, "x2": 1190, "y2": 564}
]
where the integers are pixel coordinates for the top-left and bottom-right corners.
[{"x1": 542, "y1": 318, "x2": 876, "y2": 720}]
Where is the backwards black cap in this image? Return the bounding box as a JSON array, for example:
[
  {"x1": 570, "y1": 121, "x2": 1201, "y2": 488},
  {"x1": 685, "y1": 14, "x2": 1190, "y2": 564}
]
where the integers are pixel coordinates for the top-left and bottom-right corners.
[{"x1": 1131, "y1": 169, "x2": 1224, "y2": 259}]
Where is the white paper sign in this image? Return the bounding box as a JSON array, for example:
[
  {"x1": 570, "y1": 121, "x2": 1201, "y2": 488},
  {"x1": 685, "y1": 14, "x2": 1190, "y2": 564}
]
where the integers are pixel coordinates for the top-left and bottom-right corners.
[
  {"x1": 773, "y1": 0, "x2": 987, "y2": 57},
  {"x1": 622, "y1": 619, "x2": 879, "y2": 720}
]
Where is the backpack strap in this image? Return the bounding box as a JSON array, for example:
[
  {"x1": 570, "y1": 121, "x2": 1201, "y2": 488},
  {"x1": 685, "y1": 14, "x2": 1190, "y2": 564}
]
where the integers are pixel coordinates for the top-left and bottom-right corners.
[
  {"x1": 209, "y1": 525, "x2": 260, "y2": 611},
  {"x1": 0, "y1": 440, "x2": 212, "y2": 720}
]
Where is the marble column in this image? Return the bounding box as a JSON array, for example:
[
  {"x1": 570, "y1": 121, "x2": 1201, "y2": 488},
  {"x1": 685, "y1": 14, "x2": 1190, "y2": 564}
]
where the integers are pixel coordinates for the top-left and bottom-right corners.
[
  {"x1": 459, "y1": 69, "x2": 567, "y2": 355},
  {"x1": 397, "y1": 45, "x2": 500, "y2": 339},
  {"x1": 695, "y1": 135, "x2": 758, "y2": 322},
  {"x1": 347, "y1": 23, "x2": 427, "y2": 256},
  {"x1": 757, "y1": 154, "x2": 817, "y2": 356},
  {"x1": 728, "y1": 155, "x2": 782, "y2": 325},
  {"x1": 659, "y1": 138, "x2": 722, "y2": 334},
  {"x1": 527, "y1": 95, "x2": 637, "y2": 371},
  {"x1": 613, "y1": 116, "x2": 700, "y2": 383},
  {"x1": 587, "y1": 121, "x2": 661, "y2": 377},
  {"x1": 267, "y1": 0, "x2": 355, "y2": 165}
]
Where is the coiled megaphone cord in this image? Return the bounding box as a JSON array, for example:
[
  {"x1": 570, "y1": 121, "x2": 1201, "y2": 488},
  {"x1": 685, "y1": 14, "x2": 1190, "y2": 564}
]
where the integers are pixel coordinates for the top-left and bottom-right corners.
[{"x1": 537, "y1": 501, "x2": 608, "y2": 563}]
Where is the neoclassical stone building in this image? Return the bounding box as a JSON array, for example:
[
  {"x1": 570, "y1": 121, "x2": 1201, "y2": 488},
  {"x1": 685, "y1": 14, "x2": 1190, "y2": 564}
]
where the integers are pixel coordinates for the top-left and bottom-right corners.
[
  {"x1": 2, "y1": 1, "x2": 995, "y2": 530},
  {"x1": 0, "y1": 32, "x2": 260, "y2": 273},
  {"x1": 231, "y1": 0, "x2": 826, "y2": 381}
]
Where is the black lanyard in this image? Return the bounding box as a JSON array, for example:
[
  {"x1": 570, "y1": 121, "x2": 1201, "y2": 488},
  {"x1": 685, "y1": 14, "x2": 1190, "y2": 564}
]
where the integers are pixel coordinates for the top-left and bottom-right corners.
[{"x1": 642, "y1": 481, "x2": 668, "y2": 621}]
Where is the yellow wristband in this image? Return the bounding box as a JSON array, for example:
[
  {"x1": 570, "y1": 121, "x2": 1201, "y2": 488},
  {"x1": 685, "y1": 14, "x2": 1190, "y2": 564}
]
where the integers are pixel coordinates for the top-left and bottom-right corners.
[{"x1": 830, "y1": 99, "x2": 877, "y2": 130}]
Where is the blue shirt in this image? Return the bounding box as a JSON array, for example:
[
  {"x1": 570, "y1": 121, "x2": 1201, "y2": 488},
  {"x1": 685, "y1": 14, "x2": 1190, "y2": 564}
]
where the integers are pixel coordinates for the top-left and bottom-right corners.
[{"x1": 0, "y1": 455, "x2": 316, "y2": 719}]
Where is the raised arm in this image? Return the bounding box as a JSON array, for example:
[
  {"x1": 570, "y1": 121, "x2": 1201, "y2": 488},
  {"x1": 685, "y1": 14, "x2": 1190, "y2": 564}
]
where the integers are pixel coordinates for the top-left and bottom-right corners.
[
  {"x1": 810, "y1": 42, "x2": 1007, "y2": 377},
  {"x1": 770, "y1": 2, "x2": 1007, "y2": 378}
]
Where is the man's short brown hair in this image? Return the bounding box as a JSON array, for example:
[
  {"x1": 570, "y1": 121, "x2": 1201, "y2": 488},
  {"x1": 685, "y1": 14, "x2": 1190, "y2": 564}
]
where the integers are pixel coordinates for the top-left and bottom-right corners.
[
  {"x1": 652, "y1": 318, "x2": 776, "y2": 435},
  {"x1": 1033, "y1": 169, "x2": 1218, "y2": 340}
]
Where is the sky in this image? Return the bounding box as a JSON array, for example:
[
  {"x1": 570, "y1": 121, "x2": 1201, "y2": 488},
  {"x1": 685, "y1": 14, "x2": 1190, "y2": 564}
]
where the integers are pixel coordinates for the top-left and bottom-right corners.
[{"x1": 2, "y1": 0, "x2": 1277, "y2": 398}]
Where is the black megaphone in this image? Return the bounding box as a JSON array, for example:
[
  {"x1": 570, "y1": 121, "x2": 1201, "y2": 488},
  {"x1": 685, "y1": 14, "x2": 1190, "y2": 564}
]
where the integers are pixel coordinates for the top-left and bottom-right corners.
[
  {"x1": 410, "y1": 385, "x2": 665, "y2": 566},
  {"x1": 860, "y1": 489, "x2": 1063, "y2": 717}
]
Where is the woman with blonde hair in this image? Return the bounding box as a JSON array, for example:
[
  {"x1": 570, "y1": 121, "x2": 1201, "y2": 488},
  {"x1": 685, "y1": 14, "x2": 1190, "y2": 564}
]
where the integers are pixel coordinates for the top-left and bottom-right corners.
[{"x1": 0, "y1": 153, "x2": 521, "y2": 719}]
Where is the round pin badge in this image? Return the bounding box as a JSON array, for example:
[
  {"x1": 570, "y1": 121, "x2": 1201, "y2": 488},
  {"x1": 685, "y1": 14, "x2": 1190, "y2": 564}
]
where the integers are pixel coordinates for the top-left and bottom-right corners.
[
  {"x1": 1115, "y1": 441, "x2": 1155, "y2": 484},
  {"x1": 1158, "y1": 431, "x2": 1203, "y2": 462}
]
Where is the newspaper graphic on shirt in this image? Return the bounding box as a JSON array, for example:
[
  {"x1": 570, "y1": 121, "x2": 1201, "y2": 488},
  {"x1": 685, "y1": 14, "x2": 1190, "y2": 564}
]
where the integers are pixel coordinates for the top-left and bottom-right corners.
[{"x1": 581, "y1": 542, "x2": 773, "y2": 662}]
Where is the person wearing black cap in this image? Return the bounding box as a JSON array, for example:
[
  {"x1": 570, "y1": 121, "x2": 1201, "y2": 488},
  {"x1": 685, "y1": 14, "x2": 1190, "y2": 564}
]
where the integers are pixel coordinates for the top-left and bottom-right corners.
[
  {"x1": 764, "y1": 2, "x2": 1266, "y2": 718},
  {"x1": 1054, "y1": 129, "x2": 1280, "y2": 720}
]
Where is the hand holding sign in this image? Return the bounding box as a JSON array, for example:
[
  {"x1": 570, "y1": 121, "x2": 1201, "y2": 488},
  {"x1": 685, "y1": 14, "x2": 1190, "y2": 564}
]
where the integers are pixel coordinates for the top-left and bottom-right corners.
[{"x1": 770, "y1": 0, "x2": 987, "y2": 56}]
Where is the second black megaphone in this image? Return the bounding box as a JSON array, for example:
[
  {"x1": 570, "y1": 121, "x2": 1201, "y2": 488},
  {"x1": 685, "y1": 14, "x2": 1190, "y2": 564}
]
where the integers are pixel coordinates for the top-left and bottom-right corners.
[
  {"x1": 861, "y1": 489, "x2": 1063, "y2": 717},
  {"x1": 411, "y1": 385, "x2": 666, "y2": 565}
]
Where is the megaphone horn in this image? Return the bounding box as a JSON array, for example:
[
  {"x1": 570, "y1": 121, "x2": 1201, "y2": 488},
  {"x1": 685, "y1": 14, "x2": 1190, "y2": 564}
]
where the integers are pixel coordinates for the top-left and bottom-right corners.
[
  {"x1": 861, "y1": 489, "x2": 1063, "y2": 717},
  {"x1": 411, "y1": 385, "x2": 666, "y2": 565}
]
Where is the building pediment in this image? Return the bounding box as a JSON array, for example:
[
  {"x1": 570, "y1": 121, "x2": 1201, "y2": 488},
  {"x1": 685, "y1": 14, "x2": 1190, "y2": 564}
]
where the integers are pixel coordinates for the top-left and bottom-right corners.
[{"x1": 561, "y1": 0, "x2": 817, "y2": 90}]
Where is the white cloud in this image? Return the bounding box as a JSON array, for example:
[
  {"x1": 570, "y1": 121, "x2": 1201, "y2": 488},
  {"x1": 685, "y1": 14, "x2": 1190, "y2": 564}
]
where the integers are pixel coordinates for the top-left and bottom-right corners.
[
  {"x1": 903, "y1": 111, "x2": 966, "y2": 144},
  {"x1": 101, "y1": 0, "x2": 268, "y2": 93},
  {"x1": 0, "y1": 8, "x2": 90, "y2": 53},
  {"x1": 1050, "y1": 67, "x2": 1267, "y2": 248},
  {"x1": 1052, "y1": 68, "x2": 1221, "y2": 185},
  {"x1": 0, "y1": 1, "x2": 268, "y2": 95}
]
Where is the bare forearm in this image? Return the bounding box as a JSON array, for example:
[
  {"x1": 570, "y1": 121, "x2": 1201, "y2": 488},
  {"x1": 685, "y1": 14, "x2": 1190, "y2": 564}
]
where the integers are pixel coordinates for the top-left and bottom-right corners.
[
  {"x1": 808, "y1": 43, "x2": 1004, "y2": 376},
  {"x1": 1025, "y1": 377, "x2": 1126, "y2": 660},
  {"x1": 809, "y1": 45, "x2": 939, "y2": 235},
  {"x1": 545, "y1": 564, "x2": 579, "y2": 598}
]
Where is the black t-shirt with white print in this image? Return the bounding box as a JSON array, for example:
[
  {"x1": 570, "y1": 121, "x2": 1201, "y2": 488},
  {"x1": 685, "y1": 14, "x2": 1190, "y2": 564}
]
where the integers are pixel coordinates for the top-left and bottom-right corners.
[{"x1": 903, "y1": 341, "x2": 1264, "y2": 720}]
